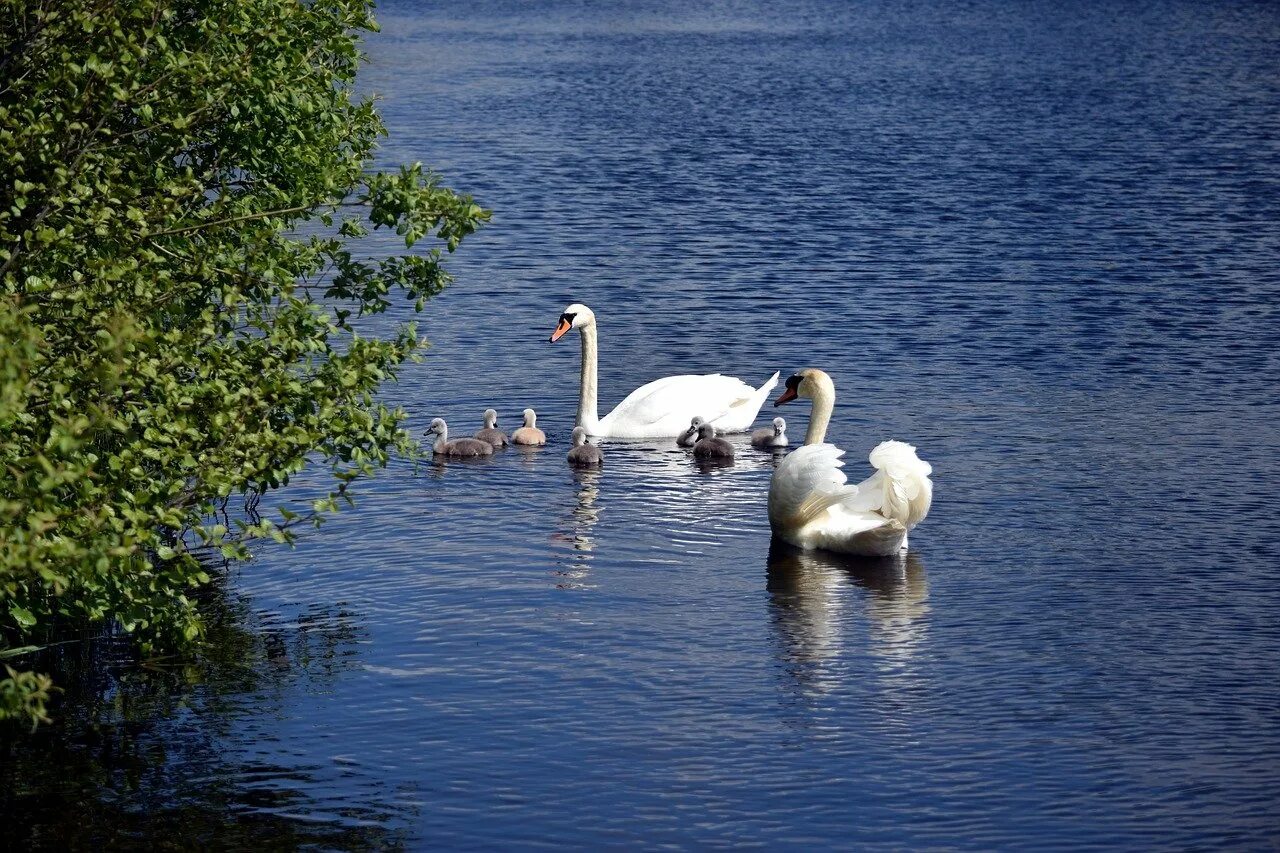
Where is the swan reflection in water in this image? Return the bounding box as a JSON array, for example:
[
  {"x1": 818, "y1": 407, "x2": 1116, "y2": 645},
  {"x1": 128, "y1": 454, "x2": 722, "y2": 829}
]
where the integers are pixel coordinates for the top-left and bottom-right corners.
[
  {"x1": 569, "y1": 438, "x2": 777, "y2": 556},
  {"x1": 423, "y1": 452, "x2": 492, "y2": 479},
  {"x1": 552, "y1": 468, "x2": 602, "y2": 588},
  {"x1": 693, "y1": 455, "x2": 735, "y2": 475},
  {"x1": 766, "y1": 539, "x2": 929, "y2": 695}
]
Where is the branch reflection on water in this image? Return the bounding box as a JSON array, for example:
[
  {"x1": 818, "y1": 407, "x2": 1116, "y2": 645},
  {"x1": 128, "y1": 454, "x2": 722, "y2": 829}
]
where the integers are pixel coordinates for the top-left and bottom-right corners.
[
  {"x1": 766, "y1": 540, "x2": 929, "y2": 696},
  {"x1": 0, "y1": 573, "x2": 408, "y2": 847}
]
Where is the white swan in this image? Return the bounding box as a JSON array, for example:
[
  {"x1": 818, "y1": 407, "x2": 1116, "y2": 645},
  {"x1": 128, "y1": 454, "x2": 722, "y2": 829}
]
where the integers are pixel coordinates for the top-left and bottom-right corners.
[
  {"x1": 769, "y1": 369, "x2": 932, "y2": 556},
  {"x1": 549, "y1": 303, "x2": 778, "y2": 438}
]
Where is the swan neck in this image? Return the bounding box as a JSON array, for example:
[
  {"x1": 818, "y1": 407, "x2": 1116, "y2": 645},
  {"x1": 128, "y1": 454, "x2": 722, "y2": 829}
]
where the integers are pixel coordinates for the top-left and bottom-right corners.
[
  {"x1": 433, "y1": 425, "x2": 447, "y2": 452},
  {"x1": 578, "y1": 323, "x2": 599, "y2": 428},
  {"x1": 805, "y1": 385, "x2": 834, "y2": 445}
]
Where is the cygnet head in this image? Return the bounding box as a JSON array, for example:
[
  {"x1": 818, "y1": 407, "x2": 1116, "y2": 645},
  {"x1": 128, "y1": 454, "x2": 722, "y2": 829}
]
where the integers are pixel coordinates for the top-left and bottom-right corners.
[
  {"x1": 483, "y1": 408, "x2": 499, "y2": 428},
  {"x1": 677, "y1": 416, "x2": 705, "y2": 446},
  {"x1": 426, "y1": 417, "x2": 447, "y2": 436},
  {"x1": 773, "y1": 416, "x2": 786, "y2": 435},
  {"x1": 549, "y1": 303, "x2": 597, "y2": 342},
  {"x1": 774, "y1": 368, "x2": 835, "y2": 407},
  {"x1": 522, "y1": 408, "x2": 537, "y2": 426},
  {"x1": 571, "y1": 426, "x2": 588, "y2": 447},
  {"x1": 697, "y1": 421, "x2": 716, "y2": 439}
]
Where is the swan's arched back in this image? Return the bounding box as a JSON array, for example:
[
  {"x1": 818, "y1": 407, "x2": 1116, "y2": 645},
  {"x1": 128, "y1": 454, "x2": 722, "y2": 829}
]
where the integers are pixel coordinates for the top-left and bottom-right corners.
[{"x1": 768, "y1": 440, "x2": 933, "y2": 557}]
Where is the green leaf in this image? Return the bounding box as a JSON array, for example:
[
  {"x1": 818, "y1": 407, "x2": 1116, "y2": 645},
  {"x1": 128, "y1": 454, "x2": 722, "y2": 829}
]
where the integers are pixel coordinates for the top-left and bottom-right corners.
[{"x1": 9, "y1": 607, "x2": 37, "y2": 629}]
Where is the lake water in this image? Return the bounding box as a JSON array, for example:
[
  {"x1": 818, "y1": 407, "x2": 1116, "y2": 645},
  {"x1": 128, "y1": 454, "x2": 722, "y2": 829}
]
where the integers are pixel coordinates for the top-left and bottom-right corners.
[{"x1": 5, "y1": 0, "x2": 1280, "y2": 847}]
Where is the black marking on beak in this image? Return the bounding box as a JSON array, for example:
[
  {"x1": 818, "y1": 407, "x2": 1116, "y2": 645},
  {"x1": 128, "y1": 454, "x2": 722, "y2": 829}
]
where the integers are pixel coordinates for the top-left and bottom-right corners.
[
  {"x1": 550, "y1": 312, "x2": 576, "y2": 343},
  {"x1": 774, "y1": 373, "x2": 803, "y2": 406}
]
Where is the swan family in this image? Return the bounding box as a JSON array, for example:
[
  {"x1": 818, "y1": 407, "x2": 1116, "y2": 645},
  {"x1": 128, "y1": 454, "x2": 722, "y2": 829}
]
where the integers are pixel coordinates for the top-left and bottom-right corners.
[{"x1": 431, "y1": 302, "x2": 933, "y2": 557}]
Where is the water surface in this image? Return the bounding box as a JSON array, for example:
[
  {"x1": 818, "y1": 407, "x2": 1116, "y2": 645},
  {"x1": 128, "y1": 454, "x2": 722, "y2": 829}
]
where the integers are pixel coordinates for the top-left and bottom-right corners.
[{"x1": 6, "y1": 0, "x2": 1280, "y2": 847}]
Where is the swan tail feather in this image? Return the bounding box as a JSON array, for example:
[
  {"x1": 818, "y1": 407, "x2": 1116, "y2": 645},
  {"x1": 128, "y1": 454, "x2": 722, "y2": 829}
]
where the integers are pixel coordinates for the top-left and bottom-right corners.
[
  {"x1": 710, "y1": 371, "x2": 779, "y2": 432},
  {"x1": 747, "y1": 371, "x2": 781, "y2": 412}
]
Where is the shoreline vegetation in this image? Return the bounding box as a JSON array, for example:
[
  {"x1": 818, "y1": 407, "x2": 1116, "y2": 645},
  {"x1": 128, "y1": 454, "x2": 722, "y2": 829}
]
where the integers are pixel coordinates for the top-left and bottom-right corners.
[{"x1": 0, "y1": 0, "x2": 487, "y2": 725}]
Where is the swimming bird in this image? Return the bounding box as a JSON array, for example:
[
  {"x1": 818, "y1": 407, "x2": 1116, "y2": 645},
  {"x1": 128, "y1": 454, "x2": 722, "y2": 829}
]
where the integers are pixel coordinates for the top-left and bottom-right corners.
[
  {"x1": 549, "y1": 303, "x2": 778, "y2": 438},
  {"x1": 768, "y1": 369, "x2": 932, "y2": 556},
  {"x1": 427, "y1": 417, "x2": 494, "y2": 457},
  {"x1": 676, "y1": 416, "x2": 706, "y2": 447},
  {"x1": 511, "y1": 408, "x2": 547, "y2": 446},
  {"x1": 752, "y1": 416, "x2": 789, "y2": 449},
  {"x1": 567, "y1": 426, "x2": 603, "y2": 466},
  {"x1": 474, "y1": 408, "x2": 509, "y2": 448},
  {"x1": 692, "y1": 421, "x2": 734, "y2": 459}
]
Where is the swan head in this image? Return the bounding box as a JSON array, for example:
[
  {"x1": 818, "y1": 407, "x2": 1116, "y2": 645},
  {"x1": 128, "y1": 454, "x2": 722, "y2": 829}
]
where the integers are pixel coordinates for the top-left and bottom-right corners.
[
  {"x1": 522, "y1": 408, "x2": 537, "y2": 426},
  {"x1": 774, "y1": 368, "x2": 834, "y2": 407},
  {"x1": 697, "y1": 421, "x2": 716, "y2": 440},
  {"x1": 549, "y1": 303, "x2": 595, "y2": 342},
  {"x1": 426, "y1": 417, "x2": 447, "y2": 436},
  {"x1": 483, "y1": 408, "x2": 499, "y2": 427},
  {"x1": 571, "y1": 426, "x2": 588, "y2": 447},
  {"x1": 773, "y1": 416, "x2": 786, "y2": 435}
]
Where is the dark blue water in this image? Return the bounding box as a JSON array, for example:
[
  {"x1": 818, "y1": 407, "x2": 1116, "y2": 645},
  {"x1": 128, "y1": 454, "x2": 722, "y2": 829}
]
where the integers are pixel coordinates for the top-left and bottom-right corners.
[{"x1": 7, "y1": 0, "x2": 1280, "y2": 847}]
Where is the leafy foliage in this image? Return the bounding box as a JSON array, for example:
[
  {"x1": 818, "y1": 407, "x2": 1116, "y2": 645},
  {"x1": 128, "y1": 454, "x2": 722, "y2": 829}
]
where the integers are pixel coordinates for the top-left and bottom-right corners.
[{"x1": 0, "y1": 0, "x2": 488, "y2": 723}]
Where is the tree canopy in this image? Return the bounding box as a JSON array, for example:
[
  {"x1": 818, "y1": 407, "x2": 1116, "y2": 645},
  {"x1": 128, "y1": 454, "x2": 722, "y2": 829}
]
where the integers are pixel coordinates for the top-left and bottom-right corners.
[{"x1": 0, "y1": 0, "x2": 487, "y2": 724}]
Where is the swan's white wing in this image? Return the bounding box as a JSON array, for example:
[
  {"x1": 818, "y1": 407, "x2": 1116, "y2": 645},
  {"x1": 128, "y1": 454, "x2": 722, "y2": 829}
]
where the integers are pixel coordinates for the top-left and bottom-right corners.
[
  {"x1": 854, "y1": 441, "x2": 934, "y2": 530},
  {"x1": 769, "y1": 444, "x2": 857, "y2": 529},
  {"x1": 597, "y1": 373, "x2": 774, "y2": 438}
]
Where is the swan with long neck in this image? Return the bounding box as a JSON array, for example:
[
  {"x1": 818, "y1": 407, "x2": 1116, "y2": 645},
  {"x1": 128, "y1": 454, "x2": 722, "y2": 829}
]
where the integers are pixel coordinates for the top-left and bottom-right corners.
[
  {"x1": 774, "y1": 369, "x2": 836, "y2": 445},
  {"x1": 549, "y1": 303, "x2": 779, "y2": 438},
  {"x1": 768, "y1": 368, "x2": 933, "y2": 556}
]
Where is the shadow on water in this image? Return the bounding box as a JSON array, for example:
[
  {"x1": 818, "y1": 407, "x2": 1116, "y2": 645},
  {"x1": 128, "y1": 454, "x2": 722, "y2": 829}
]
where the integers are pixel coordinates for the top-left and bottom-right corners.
[
  {"x1": 766, "y1": 539, "x2": 929, "y2": 696},
  {"x1": 0, "y1": 570, "x2": 410, "y2": 850}
]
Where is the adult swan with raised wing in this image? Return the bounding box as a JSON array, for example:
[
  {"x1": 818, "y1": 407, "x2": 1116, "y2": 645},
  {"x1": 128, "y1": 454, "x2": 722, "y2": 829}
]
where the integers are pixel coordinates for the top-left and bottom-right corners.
[
  {"x1": 769, "y1": 368, "x2": 932, "y2": 556},
  {"x1": 549, "y1": 303, "x2": 778, "y2": 438}
]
